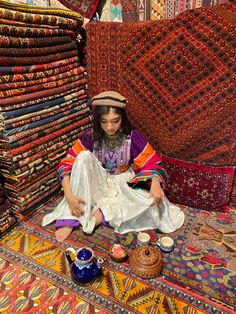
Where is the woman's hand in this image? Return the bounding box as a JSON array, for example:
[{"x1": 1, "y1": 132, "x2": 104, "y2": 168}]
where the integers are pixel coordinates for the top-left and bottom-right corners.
[
  {"x1": 61, "y1": 176, "x2": 85, "y2": 217},
  {"x1": 150, "y1": 177, "x2": 164, "y2": 205},
  {"x1": 65, "y1": 192, "x2": 85, "y2": 217}
]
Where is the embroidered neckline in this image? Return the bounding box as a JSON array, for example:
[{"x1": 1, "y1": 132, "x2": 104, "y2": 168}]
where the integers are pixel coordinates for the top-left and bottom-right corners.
[{"x1": 103, "y1": 131, "x2": 125, "y2": 149}]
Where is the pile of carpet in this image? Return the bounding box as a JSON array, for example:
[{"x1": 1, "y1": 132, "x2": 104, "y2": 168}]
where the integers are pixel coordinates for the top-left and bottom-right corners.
[
  {"x1": 0, "y1": 173, "x2": 16, "y2": 234},
  {"x1": 0, "y1": 0, "x2": 92, "y2": 235}
]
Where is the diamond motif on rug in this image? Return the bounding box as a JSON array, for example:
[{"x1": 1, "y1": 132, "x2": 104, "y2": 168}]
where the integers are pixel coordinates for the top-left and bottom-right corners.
[
  {"x1": 0, "y1": 193, "x2": 235, "y2": 313},
  {"x1": 86, "y1": 3, "x2": 235, "y2": 165}
]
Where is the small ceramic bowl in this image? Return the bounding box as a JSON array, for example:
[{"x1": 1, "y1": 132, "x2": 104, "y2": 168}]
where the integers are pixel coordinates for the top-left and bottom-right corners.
[
  {"x1": 109, "y1": 244, "x2": 128, "y2": 263},
  {"x1": 137, "y1": 232, "x2": 151, "y2": 246},
  {"x1": 156, "y1": 236, "x2": 174, "y2": 252}
]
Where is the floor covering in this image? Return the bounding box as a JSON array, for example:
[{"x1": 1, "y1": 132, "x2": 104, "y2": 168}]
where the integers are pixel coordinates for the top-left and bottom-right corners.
[{"x1": 0, "y1": 193, "x2": 235, "y2": 313}]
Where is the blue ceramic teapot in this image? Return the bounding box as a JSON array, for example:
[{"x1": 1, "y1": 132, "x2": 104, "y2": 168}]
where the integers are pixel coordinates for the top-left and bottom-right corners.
[{"x1": 66, "y1": 247, "x2": 103, "y2": 284}]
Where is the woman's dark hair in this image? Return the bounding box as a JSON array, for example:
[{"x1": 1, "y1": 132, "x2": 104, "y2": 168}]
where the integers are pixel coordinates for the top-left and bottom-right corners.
[{"x1": 93, "y1": 106, "x2": 132, "y2": 146}]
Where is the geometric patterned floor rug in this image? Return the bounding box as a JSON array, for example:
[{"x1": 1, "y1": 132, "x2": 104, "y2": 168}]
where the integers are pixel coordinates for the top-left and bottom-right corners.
[{"x1": 0, "y1": 193, "x2": 235, "y2": 313}]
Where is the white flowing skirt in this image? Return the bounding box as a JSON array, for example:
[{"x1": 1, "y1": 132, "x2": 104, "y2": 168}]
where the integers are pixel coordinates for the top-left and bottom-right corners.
[{"x1": 42, "y1": 151, "x2": 185, "y2": 234}]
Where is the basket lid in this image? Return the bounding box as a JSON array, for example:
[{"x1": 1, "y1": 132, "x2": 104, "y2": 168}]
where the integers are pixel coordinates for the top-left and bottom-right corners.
[
  {"x1": 129, "y1": 246, "x2": 162, "y2": 278},
  {"x1": 131, "y1": 246, "x2": 161, "y2": 265}
]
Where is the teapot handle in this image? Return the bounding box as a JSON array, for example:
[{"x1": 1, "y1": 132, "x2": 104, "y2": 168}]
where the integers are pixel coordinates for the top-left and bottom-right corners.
[
  {"x1": 65, "y1": 247, "x2": 76, "y2": 265},
  {"x1": 97, "y1": 257, "x2": 104, "y2": 264}
]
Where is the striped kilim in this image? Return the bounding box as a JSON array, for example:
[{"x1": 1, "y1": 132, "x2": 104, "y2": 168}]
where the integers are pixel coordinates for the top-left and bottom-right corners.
[{"x1": 0, "y1": 194, "x2": 235, "y2": 313}]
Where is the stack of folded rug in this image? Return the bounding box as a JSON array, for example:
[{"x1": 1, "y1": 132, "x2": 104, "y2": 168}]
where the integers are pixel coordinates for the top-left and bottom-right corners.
[
  {"x1": 0, "y1": 0, "x2": 91, "y2": 225},
  {"x1": 0, "y1": 173, "x2": 17, "y2": 235}
]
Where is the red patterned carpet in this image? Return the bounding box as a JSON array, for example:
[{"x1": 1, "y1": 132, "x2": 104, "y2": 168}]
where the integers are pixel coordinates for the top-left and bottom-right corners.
[
  {"x1": 0, "y1": 193, "x2": 235, "y2": 313},
  {"x1": 86, "y1": 1, "x2": 236, "y2": 208},
  {"x1": 86, "y1": 2, "x2": 235, "y2": 165},
  {"x1": 56, "y1": 0, "x2": 99, "y2": 18}
]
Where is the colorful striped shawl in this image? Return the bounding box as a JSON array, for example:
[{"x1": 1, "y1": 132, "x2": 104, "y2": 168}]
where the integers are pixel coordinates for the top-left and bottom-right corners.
[{"x1": 57, "y1": 128, "x2": 167, "y2": 189}]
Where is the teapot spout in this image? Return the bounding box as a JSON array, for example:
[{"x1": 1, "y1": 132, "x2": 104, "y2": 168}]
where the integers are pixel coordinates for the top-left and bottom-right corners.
[{"x1": 65, "y1": 248, "x2": 76, "y2": 265}]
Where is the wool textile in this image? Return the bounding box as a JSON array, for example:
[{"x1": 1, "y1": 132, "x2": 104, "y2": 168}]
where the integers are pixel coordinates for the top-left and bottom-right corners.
[
  {"x1": 0, "y1": 55, "x2": 79, "y2": 75},
  {"x1": 0, "y1": 65, "x2": 82, "y2": 91},
  {"x1": 1, "y1": 194, "x2": 235, "y2": 312},
  {"x1": 0, "y1": 71, "x2": 84, "y2": 99},
  {"x1": 0, "y1": 24, "x2": 76, "y2": 38},
  {"x1": 0, "y1": 42, "x2": 76, "y2": 57},
  {"x1": 55, "y1": 0, "x2": 99, "y2": 19},
  {"x1": 0, "y1": 78, "x2": 86, "y2": 107},
  {"x1": 161, "y1": 155, "x2": 235, "y2": 211},
  {"x1": 0, "y1": 0, "x2": 91, "y2": 234},
  {"x1": 4, "y1": 95, "x2": 87, "y2": 129},
  {"x1": 86, "y1": 3, "x2": 236, "y2": 207},
  {"x1": 0, "y1": 34, "x2": 72, "y2": 48},
  {"x1": 87, "y1": 2, "x2": 235, "y2": 164},
  {"x1": 0, "y1": 62, "x2": 81, "y2": 85},
  {"x1": 0, "y1": 0, "x2": 83, "y2": 25},
  {"x1": 2, "y1": 89, "x2": 85, "y2": 119}
]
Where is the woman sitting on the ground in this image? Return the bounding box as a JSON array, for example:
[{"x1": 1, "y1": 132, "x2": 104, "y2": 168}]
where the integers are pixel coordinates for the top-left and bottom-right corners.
[{"x1": 42, "y1": 91, "x2": 185, "y2": 242}]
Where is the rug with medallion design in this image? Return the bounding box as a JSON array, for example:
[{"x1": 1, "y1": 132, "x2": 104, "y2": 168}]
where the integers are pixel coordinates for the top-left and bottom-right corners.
[
  {"x1": 0, "y1": 193, "x2": 235, "y2": 313},
  {"x1": 86, "y1": 2, "x2": 236, "y2": 208}
]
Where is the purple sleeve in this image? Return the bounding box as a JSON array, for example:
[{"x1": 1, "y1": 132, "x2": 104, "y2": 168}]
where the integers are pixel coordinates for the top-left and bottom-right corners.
[{"x1": 79, "y1": 128, "x2": 93, "y2": 151}]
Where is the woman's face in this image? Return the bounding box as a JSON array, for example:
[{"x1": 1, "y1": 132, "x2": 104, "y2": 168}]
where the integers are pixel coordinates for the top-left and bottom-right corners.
[{"x1": 100, "y1": 109, "x2": 122, "y2": 136}]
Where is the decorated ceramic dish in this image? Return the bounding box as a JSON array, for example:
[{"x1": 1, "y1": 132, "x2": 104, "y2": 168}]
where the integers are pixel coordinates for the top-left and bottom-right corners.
[{"x1": 109, "y1": 244, "x2": 128, "y2": 263}]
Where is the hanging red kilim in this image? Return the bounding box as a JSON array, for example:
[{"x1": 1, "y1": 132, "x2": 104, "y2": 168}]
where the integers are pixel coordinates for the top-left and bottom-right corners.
[{"x1": 86, "y1": 3, "x2": 235, "y2": 166}]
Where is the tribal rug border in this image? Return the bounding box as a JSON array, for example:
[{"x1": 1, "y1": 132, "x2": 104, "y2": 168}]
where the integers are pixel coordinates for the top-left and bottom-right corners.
[{"x1": 0, "y1": 194, "x2": 235, "y2": 313}]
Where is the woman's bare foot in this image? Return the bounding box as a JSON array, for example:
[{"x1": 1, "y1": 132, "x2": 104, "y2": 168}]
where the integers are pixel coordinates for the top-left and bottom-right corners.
[
  {"x1": 55, "y1": 226, "x2": 73, "y2": 242},
  {"x1": 93, "y1": 208, "x2": 103, "y2": 227}
]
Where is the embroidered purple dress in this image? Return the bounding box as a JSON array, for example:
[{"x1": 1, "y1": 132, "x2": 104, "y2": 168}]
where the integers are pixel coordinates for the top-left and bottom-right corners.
[{"x1": 42, "y1": 128, "x2": 184, "y2": 234}]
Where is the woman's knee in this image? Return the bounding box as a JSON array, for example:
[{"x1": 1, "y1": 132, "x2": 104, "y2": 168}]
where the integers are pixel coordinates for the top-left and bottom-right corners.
[
  {"x1": 74, "y1": 150, "x2": 93, "y2": 164},
  {"x1": 72, "y1": 150, "x2": 100, "y2": 174}
]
